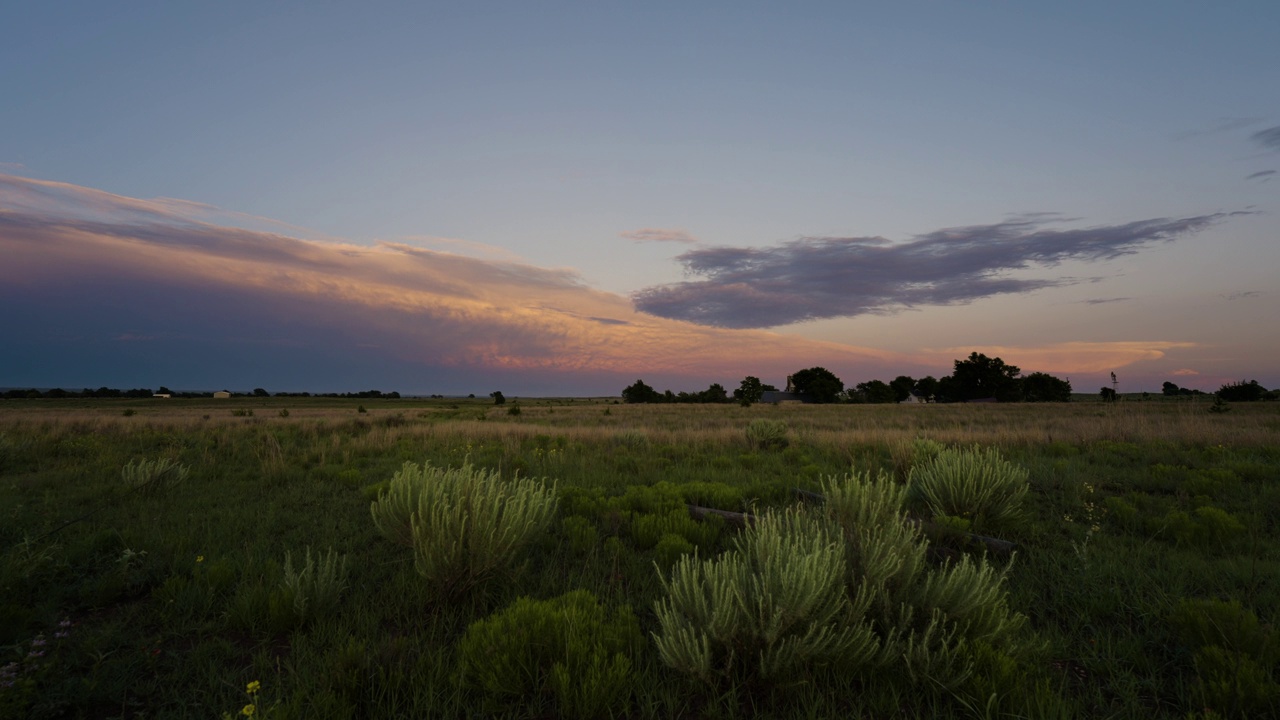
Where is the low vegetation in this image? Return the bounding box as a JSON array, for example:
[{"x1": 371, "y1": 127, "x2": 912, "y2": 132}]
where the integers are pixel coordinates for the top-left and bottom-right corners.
[{"x1": 0, "y1": 396, "x2": 1277, "y2": 718}]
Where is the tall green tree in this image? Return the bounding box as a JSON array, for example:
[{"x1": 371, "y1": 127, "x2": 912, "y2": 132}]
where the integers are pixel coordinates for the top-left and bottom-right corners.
[
  {"x1": 791, "y1": 367, "x2": 844, "y2": 404},
  {"x1": 734, "y1": 376, "x2": 766, "y2": 406},
  {"x1": 855, "y1": 380, "x2": 897, "y2": 404},
  {"x1": 1020, "y1": 372, "x2": 1072, "y2": 402},
  {"x1": 621, "y1": 379, "x2": 661, "y2": 404},
  {"x1": 947, "y1": 352, "x2": 1022, "y2": 402},
  {"x1": 889, "y1": 375, "x2": 917, "y2": 402}
]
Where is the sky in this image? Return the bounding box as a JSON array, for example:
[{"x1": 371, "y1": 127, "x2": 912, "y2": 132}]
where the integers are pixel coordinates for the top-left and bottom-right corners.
[{"x1": 2, "y1": 1, "x2": 1277, "y2": 396}]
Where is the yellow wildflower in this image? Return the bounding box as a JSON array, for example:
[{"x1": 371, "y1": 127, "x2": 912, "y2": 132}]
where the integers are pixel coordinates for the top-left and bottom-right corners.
[
  {"x1": 247, "y1": 681, "x2": 261, "y2": 694},
  {"x1": 241, "y1": 704, "x2": 256, "y2": 717},
  {"x1": 197, "y1": 555, "x2": 205, "y2": 563}
]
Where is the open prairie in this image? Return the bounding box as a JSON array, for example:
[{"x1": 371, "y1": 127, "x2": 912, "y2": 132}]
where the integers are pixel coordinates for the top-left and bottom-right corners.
[{"x1": 2, "y1": 397, "x2": 1277, "y2": 718}]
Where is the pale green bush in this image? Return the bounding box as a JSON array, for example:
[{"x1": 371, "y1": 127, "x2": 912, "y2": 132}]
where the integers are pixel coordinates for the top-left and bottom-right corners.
[
  {"x1": 371, "y1": 460, "x2": 557, "y2": 597},
  {"x1": 269, "y1": 547, "x2": 349, "y2": 630},
  {"x1": 652, "y1": 508, "x2": 879, "y2": 683},
  {"x1": 121, "y1": 457, "x2": 189, "y2": 496},
  {"x1": 821, "y1": 469, "x2": 1026, "y2": 689},
  {"x1": 745, "y1": 418, "x2": 789, "y2": 450},
  {"x1": 908, "y1": 446, "x2": 1029, "y2": 532}
]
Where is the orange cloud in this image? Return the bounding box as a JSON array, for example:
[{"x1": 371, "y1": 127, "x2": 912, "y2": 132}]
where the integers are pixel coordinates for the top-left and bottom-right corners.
[
  {"x1": 922, "y1": 341, "x2": 1198, "y2": 375},
  {"x1": 0, "y1": 173, "x2": 904, "y2": 390}
]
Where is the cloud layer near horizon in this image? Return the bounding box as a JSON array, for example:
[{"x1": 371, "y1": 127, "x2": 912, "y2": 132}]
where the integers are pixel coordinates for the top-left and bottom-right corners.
[
  {"x1": 0, "y1": 174, "x2": 906, "y2": 391},
  {"x1": 632, "y1": 214, "x2": 1232, "y2": 329},
  {"x1": 0, "y1": 174, "x2": 1211, "y2": 392}
]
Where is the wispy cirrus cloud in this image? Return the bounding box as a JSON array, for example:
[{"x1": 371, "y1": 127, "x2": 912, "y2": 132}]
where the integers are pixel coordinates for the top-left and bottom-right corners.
[
  {"x1": 1078, "y1": 297, "x2": 1132, "y2": 305},
  {"x1": 1172, "y1": 368, "x2": 1200, "y2": 377},
  {"x1": 1252, "y1": 125, "x2": 1280, "y2": 152},
  {"x1": 1246, "y1": 170, "x2": 1275, "y2": 181},
  {"x1": 1222, "y1": 290, "x2": 1260, "y2": 301},
  {"x1": 620, "y1": 227, "x2": 698, "y2": 243},
  {"x1": 632, "y1": 214, "x2": 1235, "y2": 328}
]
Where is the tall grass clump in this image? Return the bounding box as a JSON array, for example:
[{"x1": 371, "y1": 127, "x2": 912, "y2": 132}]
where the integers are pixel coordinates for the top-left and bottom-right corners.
[
  {"x1": 121, "y1": 457, "x2": 189, "y2": 496},
  {"x1": 745, "y1": 419, "x2": 789, "y2": 450},
  {"x1": 455, "y1": 590, "x2": 643, "y2": 718},
  {"x1": 908, "y1": 445, "x2": 1029, "y2": 533},
  {"x1": 652, "y1": 508, "x2": 880, "y2": 684},
  {"x1": 269, "y1": 547, "x2": 350, "y2": 630},
  {"x1": 370, "y1": 460, "x2": 557, "y2": 598}
]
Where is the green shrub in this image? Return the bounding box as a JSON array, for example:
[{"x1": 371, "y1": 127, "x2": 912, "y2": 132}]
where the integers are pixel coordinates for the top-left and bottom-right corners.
[
  {"x1": 455, "y1": 590, "x2": 642, "y2": 719},
  {"x1": 121, "y1": 457, "x2": 189, "y2": 496},
  {"x1": 1170, "y1": 597, "x2": 1279, "y2": 716},
  {"x1": 613, "y1": 429, "x2": 648, "y2": 448},
  {"x1": 745, "y1": 419, "x2": 789, "y2": 450},
  {"x1": 630, "y1": 509, "x2": 720, "y2": 550},
  {"x1": 559, "y1": 516, "x2": 598, "y2": 554},
  {"x1": 1154, "y1": 506, "x2": 1246, "y2": 547},
  {"x1": 653, "y1": 533, "x2": 695, "y2": 568},
  {"x1": 121, "y1": 408, "x2": 136, "y2": 417},
  {"x1": 1182, "y1": 469, "x2": 1240, "y2": 499},
  {"x1": 908, "y1": 446, "x2": 1029, "y2": 533},
  {"x1": 1103, "y1": 495, "x2": 1141, "y2": 533},
  {"x1": 371, "y1": 460, "x2": 557, "y2": 598},
  {"x1": 652, "y1": 508, "x2": 879, "y2": 683}
]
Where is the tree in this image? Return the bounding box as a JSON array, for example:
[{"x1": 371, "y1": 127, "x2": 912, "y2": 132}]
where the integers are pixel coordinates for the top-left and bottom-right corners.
[
  {"x1": 1162, "y1": 381, "x2": 1180, "y2": 397},
  {"x1": 699, "y1": 383, "x2": 730, "y2": 403},
  {"x1": 790, "y1": 367, "x2": 844, "y2": 404},
  {"x1": 621, "y1": 379, "x2": 661, "y2": 404},
  {"x1": 1216, "y1": 380, "x2": 1265, "y2": 402},
  {"x1": 253, "y1": 387, "x2": 269, "y2": 397},
  {"x1": 490, "y1": 391, "x2": 506, "y2": 405},
  {"x1": 889, "y1": 376, "x2": 916, "y2": 403},
  {"x1": 1099, "y1": 387, "x2": 1117, "y2": 402},
  {"x1": 915, "y1": 376, "x2": 939, "y2": 402},
  {"x1": 1020, "y1": 372, "x2": 1072, "y2": 402},
  {"x1": 948, "y1": 353, "x2": 1022, "y2": 402},
  {"x1": 734, "y1": 376, "x2": 766, "y2": 406},
  {"x1": 855, "y1": 379, "x2": 896, "y2": 404}
]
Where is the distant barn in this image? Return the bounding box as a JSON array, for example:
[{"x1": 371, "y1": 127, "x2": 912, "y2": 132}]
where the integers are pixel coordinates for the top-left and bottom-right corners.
[{"x1": 213, "y1": 391, "x2": 231, "y2": 399}]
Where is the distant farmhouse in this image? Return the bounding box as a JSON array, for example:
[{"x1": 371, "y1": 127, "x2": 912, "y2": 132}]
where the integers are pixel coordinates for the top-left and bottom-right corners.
[{"x1": 213, "y1": 391, "x2": 231, "y2": 399}]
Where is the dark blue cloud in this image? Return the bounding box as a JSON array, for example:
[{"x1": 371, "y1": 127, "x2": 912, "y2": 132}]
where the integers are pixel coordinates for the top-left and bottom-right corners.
[{"x1": 633, "y1": 214, "x2": 1234, "y2": 328}]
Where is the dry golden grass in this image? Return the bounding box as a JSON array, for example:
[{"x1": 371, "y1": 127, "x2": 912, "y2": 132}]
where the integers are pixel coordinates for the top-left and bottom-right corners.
[{"x1": 2, "y1": 397, "x2": 1276, "y2": 452}]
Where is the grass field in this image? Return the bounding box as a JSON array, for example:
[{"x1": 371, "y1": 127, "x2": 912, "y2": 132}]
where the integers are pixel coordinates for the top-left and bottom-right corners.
[{"x1": 1, "y1": 397, "x2": 1277, "y2": 719}]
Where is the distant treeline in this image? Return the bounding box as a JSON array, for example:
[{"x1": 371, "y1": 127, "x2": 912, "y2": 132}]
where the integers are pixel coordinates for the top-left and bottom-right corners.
[
  {"x1": 0, "y1": 387, "x2": 402, "y2": 400},
  {"x1": 623, "y1": 353, "x2": 1279, "y2": 405}
]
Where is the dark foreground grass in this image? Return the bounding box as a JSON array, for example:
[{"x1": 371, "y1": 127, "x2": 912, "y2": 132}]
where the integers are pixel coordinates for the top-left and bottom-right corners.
[{"x1": 1, "y1": 398, "x2": 1277, "y2": 718}]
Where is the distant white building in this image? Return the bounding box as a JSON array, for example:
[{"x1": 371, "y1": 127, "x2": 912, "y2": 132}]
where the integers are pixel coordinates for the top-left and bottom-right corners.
[
  {"x1": 152, "y1": 393, "x2": 171, "y2": 399},
  {"x1": 213, "y1": 391, "x2": 231, "y2": 399}
]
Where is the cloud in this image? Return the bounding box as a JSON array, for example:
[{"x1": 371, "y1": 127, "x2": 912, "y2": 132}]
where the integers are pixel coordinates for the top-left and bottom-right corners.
[
  {"x1": 1078, "y1": 297, "x2": 1132, "y2": 305},
  {"x1": 633, "y1": 214, "x2": 1233, "y2": 328},
  {"x1": 1246, "y1": 170, "x2": 1275, "y2": 181},
  {"x1": 0, "y1": 173, "x2": 907, "y2": 393},
  {"x1": 922, "y1": 341, "x2": 1197, "y2": 375},
  {"x1": 1252, "y1": 126, "x2": 1280, "y2": 152},
  {"x1": 1222, "y1": 290, "x2": 1260, "y2": 301},
  {"x1": 1171, "y1": 368, "x2": 1200, "y2": 376},
  {"x1": 620, "y1": 227, "x2": 698, "y2": 243},
  {"x1": 1173, "y1": 117, "x2": 1264, "y2": 141}
]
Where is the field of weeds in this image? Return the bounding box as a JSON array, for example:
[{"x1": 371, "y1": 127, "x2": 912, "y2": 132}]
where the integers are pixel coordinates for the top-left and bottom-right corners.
[{"x1": 1, "y1": 396, "x2": 1277, "y2": 718}]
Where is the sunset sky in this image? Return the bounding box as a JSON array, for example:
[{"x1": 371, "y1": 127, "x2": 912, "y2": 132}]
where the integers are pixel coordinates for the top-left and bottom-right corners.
[{"x1": 2, "y1": 2, "x2": 1277, "y2": 396}]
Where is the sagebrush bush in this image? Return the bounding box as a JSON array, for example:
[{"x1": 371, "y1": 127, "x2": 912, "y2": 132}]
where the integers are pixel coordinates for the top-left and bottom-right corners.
[
  {"x1": 121, "y1": 457, "x2": 189, "y2": 496},
  {"x1": 821, "y1": 469, "x2": 1027, "y2": 689},
  {"x1": 1170, "y1": 598, "x2": 1279, "y2": 717},
  {"x1": 455, "y1": 590, "x2": 642, "y2": 719},
  {"x1": 745, "y1": 419, "x2": 788, "y2": 450},
  {"x1": 652, "y1": 508, "x2": 880, "y2": 683},
  {"x1": 269, "y1": 547, "x2": 349, "y2": 630},
  {"x1": 908, "y1": 446, "x2": 1029, "y2": 533},
  {"x1": 371, "y1": 460, "x2": 557, "y2": 597}
]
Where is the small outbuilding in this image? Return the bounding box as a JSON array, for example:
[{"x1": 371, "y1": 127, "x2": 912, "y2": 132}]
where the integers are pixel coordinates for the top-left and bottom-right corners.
[{"x1": 213, "y1": 391, "x2": 231, "y2": 399}]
